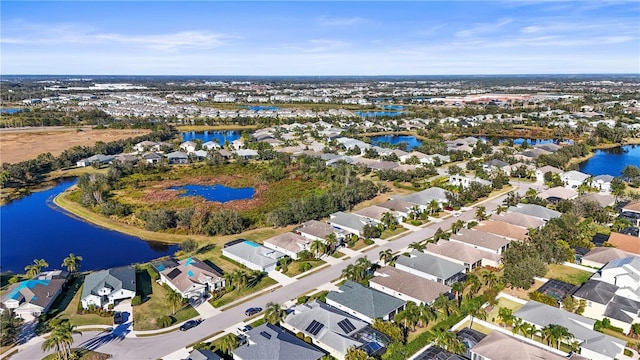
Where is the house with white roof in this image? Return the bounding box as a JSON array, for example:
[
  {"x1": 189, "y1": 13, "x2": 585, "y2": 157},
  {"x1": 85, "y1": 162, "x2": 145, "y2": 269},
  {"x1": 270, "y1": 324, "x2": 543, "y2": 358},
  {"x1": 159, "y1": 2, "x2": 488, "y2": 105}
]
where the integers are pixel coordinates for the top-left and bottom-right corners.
[
  {"x1": 593, "y1": 175, "x2": 614, "y2": 193},
  {"x1": 222, "y1": 240, "x2": 285, "y2": 273},
  {"x1": 263, "y1": 233, "x2": 311, "y2": 260},
  {"x1": 394, "y1": 250, "x2": 466, "y2": 285},
  {"x1": 180, "y1": 141, "x2": 198, "y2": 153},
  {"x1": 561, "y1": 170, "x2": 591, "y2": 189}
]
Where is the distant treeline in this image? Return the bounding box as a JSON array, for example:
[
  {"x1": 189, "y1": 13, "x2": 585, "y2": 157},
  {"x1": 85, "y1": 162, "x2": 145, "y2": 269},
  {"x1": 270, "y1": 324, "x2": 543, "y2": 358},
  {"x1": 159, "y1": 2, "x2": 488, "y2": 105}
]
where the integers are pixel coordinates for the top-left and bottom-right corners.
[
  {"x1": 0, "y1": 109, "x2": 161, "y2": 128},
  {"x1": 1, "y1": 124, "x2": 175, "y2": 187}
]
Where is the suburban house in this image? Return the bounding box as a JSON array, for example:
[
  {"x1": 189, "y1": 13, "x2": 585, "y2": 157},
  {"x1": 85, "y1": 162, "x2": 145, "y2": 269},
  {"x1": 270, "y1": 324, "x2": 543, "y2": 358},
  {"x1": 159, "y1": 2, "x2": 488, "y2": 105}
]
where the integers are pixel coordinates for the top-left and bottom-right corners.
[
  {"x1": 235, "y1": 149, "x2": 259, "y2": 160},
  {"x1": 353, "y1": 205, "x2": 402, "y2": 224},
  {"x1": 560, "y1": 170, "x2": 591, "y2": 189},
  {"x1": 328, "y1": 212, "x2": 377, "y2": 237},
  {"x1": 507, "y1": 203, "x2": 561, "y2": 221},
  {"x1": 469, "y1": 330, "x2": 569, "y2": 360},
  {"x1": 369, "y1": 266, "x2": 451, "y2": 306},
  {"x1": 579, "y1": 193, "x2": 616, "y2": 208},
  {"x1": 394, "y1": 250, "x2": 466, "y2": 285},
  {"x1": 593, "y1": 175, "x2": 614, "y2": 193},
  {"x1": 590, "y1": 256, "x2": 640, "y2": 300},
  {"x1": 152, "y1": 257, "x2": 224, "y2": 299},
  {"x1": 535, "y1": 165, "x2": 563, "y2": 183},
  {"x1": 474, "y1": 220, "x2": 529, "y2": 242},
  {"x1": 537, "y1": 186, "x2": 579, "y2": 203},
  {"x1": 2, "y1": 271, "x2": 67, "y2": 321},
  {"x1": 222, "y1": 240, "x2": 285, "y2": 273},
  {"x1": 621, "y1": 201, "x2": 640, "y2": 226},
  {"x1": 448, "y1": 175, "x2": 492, "y2": 188},
  {"x1": 489, "y1": 212, "x2": 545, "y2": 229},
  {"x1": 142, "y1": 152, "x2": 163, "y2": 164},
  {"x1": 202, "y1": 141, "x2": 221, "y2": 150},
  {"x1": 81, "y1": 266, "x2": 136, "y2": 309},
  {"x1": 377, "y1": 199, "x2": 415, "y2": 219},
  {"x1": 76, "y1": 154, "x2": 115, "y2": 167},
  {"x1": 295, "y1": 220, "x2": 347, "y2": 243},
  {"x1": 449, "y1": 228, "x2": 511, "y2": 255},
  {"x1": 179, "y1": 141, "x2": 198, "y2": 153},
  {"x1": 622, "y1": 200, "x2": 640, "y2": 216},
  {"x1": 112, "y1": 153, "x2": 138, "y2": 165},
  {"x1": 390, "y1": 187, "x2": 450, "y2": 209},
  {"x1": 573, "y1": 278, "x2": 640, "y2": 334},
  {"x1": 514, "y1": 300, "x2": 626, "y2": 360},
  {"x1": 232, "y1": 323, "x2": 325, "y2": 360},
  {"x1": 187, "y1": 349, "x2": 223, "y2": 360},
  {"x1": 283, "y1": 300, "x2": 388, "y2": 359},
  {"x1": 325, "y1": 280, "x2": 406, "y2": 323},
  {"x1": 134, "y1": 140, "x2": 159, "y2": 152},
  {"x1": 425, "y1": 240, "x2": 502, "y2": 270},
  {"x1": 263, "y1": 232, "x2": 310, "y2": 260},
  {"x1": 166, "y1": 151, "x2": 189, "y2": 164},
  {"x1": 482, "y1": 159, "x2": 511, "y2": 175},
  {"x1": 580, "y1": 247, "x2": 633, "y2": 268}
]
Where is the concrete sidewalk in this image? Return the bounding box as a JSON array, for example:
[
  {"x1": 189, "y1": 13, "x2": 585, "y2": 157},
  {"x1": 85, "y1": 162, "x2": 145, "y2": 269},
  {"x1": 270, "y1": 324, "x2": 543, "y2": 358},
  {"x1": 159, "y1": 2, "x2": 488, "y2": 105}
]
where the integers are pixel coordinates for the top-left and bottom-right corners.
[{"x1": 268, "y1": 270, "x2": 297, "y2": 286}]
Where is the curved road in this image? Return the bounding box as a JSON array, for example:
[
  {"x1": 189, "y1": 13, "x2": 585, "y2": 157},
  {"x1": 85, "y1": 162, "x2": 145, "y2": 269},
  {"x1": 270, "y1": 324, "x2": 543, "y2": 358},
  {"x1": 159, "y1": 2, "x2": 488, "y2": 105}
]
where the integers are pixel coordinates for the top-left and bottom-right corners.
[{"x1": 12, "y1": 181, "x2": 536, "y2": 360}]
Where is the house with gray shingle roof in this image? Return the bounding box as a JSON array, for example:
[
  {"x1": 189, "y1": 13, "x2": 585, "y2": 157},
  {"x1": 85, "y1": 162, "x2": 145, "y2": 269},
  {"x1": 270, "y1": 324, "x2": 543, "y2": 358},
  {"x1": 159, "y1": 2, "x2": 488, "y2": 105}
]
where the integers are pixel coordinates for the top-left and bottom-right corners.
[
  {"x1": 166, "y1": 151, "x2": 188, "y2": 164},
  {"x1": 328, "y1": 212, "x2": 377, "y2": 237},
  {"x1": 76, "y1": 154, "x2": 115, "y2": 167},
  {"x1": 449, "y1": 228, "x2": 511, "y2": 255},
  {"x1": 391, "y1": 187, "x2": 450, "y2": 209},
  {"x1": 425, "y1": 240, "x2": 502, "y2": 270},
  {"x1": 152, "y1": 257, "x2": 224, "y2": 300},
  {"x1": 2, "y1": 271, "x2": 67, "y2": 321},
  {"x1": 593, "y1": 175, "x2": 615, "y2": 193},
  {"x1": 370, "y1": 266, "x2": 451, "y2": 306},
  {"x1": 507, "y1": 203, "x2": 561, "y2": 221},
  {"x1": 283, "y1": 300, "x2": 370, "y2": 359},
  {"x1": 222, "y1": 240, "x2": 285, "y2": 273},
  {"x1": 514, "y1": 300, "x2": 626, "y2": 360},
  {"x1": 572, "y1": 279, "x2": 640, "y2": 334},
  {"x1": 81, "y1": 266, "x2": 136, "y2": 309},
  {"x1": 187, "y1": 349, "x2": 223, "y2": 360},
  {"x1": 535, "y1": 165, "x2": 563, "y2": 183},
  {"x1": 232, "y1": 323, "x2": 325, "y2": 360},
  {"x1": 325, "y1": 280, "x2": 406, "y2": 323},
  {"x1": 394, "y1": 250, "x2": 466, "y2": 285},
  {"x1": 470, "y1": 330, "x2": 568, "y2": 360},
  {"x1": 580, "y1": 247, "x2": 633, "y2": 268}
]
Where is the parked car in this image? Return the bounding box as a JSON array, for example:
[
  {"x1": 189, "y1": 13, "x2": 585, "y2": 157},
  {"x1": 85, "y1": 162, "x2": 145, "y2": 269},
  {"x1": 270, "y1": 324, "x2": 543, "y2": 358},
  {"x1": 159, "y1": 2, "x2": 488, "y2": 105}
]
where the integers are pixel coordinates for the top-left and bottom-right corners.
[
  {"x1": 453, "y1": 211, "x2": 462, "y2": 217},
  {"x1": 444, "y1": 206, "x2": 454, "y2": 211},
  {"x1": 179, "y1": 319, "x2": 201, "y2": 331},
  {"x1": 113, "y1": 311, "x2": 123, "y2": 325},
  {"x1": 245, "y1": 307, "x2": 262, "y2": 316},
  {"x1": 237, "y1": 325, "x2": 252, "y2": 335}
]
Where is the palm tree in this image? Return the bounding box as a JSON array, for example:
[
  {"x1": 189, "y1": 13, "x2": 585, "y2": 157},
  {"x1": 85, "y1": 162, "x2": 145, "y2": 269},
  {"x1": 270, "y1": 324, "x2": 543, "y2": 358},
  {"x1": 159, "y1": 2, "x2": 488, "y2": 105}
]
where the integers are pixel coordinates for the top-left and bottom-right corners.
[
  {"x1": 523, "y1": 323, "x2": 537, "y2": 339},
  {"x1": 511, "y1": 317, "x2": 524, "y2": 336},
  {"x1": 498, "y1": 307, "x2": 514, "y2": 328},
  {"x1": 433, "y1": 227, "x2": 446, "y2": 241},
  {"x1": 355, "y1": 257, "x2": 372, "y2": 280},
  {"x1": 547, "y1": 324, "x2": 572, "y2": 349},
  {"x1": 475, "y1": 206, "x2": 487, "y2": 220},
  {"x1": 496, "y1": 205, "x2": 507, "y2": 215},
  {"x1": 541, "y1": 325, "x2": 554, "y2": 346},
  {"x1": 41, "y1": 319, "x2": 81, "y2": 360},
  {"x1": 433, "y1": 294, "x2": 457, "y2": 317},
  {"x1": 428, "y1": 199, "x2": 440, "y2": 215},
  {"x1": 451, "y1": 220, "x2": 464, "y2": 234},
  {"x1": 342, "y1": 264, "x2": 359, "y2": 281},
  {"x1": 379, "y1": 249, "x2": 395, "y2": 266},
  {"x1": 468, "y1": 306, "x2": 487, "y2": 329},
  {"x1": 417, "y1": 304, "x2": 436, "y2": 328},
  {"x1": 381, "y1": 212, "x2": 397, "y2": 230},
  {"x1": 264, "y1": 302, "x2": 286, "y2": 325},
  {"x1": 62, "y1": 253, "x2": 83, "y2": 274},
  {"x1": 408, "y1": 241, "x2": 425, "y2": 252},
  {"x1": 465, "y1": 274, "x2": 482, "y2": 298},
  {"x1": 481, "y1": 270, "x2": 498, "y2": 287},
  {"x1": 24, "y1": 258, "x2": 48, "y2": 278},
  {"x1": 310, "y1": 240, "x2": 326, "y2": 259},
  {"x1": 432, "y1": 328, "x2": 464, "y2": 354},
  {"x1": 409, "y1": 205, "x2": 421, "y2": 220},
  {"x1": 165, "y1": 288, "x2": 184, "y2": 315},
  {"x1": 232, "y1": 270, "x2": 249, "y2": 289},
  {"x1": 451, "y1": 282, "x2": 465, "y2": 307},
  {"x1": 345, "y1": 347, "x2": 373, "y2": 360},
  {"x1": 324, "y1": 233, "x2": 338, "y2": 254},
  {"x1": 218, "y1": 333, "x2": 239, "y2": 355}
]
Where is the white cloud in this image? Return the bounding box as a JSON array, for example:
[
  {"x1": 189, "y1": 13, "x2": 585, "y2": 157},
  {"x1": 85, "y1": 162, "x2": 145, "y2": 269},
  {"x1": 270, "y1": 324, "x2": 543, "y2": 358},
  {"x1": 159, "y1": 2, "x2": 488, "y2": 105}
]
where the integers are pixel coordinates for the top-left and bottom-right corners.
[
  {"x1": 317, "y1": 16, "x2": 367, "y2": 26},
  {"x1": 455, "y1": 18, "x2": 513, "y2": 38}
]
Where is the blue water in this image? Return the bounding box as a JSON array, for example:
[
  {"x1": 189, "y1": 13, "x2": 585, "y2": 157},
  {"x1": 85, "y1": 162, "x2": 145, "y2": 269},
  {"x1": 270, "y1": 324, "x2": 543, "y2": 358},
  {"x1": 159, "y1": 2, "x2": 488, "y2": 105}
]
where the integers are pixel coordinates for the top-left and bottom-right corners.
[
  {"x1": 171, "y1": 184, "x2": 255, "y2": 203},
  {"x1": 244, "y1": 106, "x2": 279, "y2": 111},
  {"x1": 370, "y1": 135, "x2": 422, "y2": 150},
  {"x1": 355, "y1": 111, "x2": 404, "y2": 118},
  {"x1": 0, "y1": 179, "x2": 177, "y2": 274},
  {"x1": 0, "y1": 108, "x2": 24, "y2": 114},
  {"x1": 579, "y1": 145, "x2": 640, "y2": 176},
  {"x1": 181, "y1": 131, "x2": 241, "y2": 145},
  {"x1": 479, "y1": 137, "x2": 571, "y2": 145},
  {"x1": 381, "y1": 105, "x2": 405, "y2": 110}
]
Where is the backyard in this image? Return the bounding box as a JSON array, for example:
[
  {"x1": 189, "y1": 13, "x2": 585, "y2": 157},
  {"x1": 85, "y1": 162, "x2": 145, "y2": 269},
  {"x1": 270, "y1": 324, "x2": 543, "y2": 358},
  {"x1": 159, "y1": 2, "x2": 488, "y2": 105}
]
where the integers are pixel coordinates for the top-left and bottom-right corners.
[{"x1": 544, "y1": 264, "x2": 593, "y2": 285}]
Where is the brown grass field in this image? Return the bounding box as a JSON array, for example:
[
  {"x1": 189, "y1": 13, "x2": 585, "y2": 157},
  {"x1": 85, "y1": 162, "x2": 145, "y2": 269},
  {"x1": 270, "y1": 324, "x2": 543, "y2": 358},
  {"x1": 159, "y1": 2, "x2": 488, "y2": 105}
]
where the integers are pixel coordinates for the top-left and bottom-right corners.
[{"x1": 0, "y1": 127, "x2": 151, "y2": 164}]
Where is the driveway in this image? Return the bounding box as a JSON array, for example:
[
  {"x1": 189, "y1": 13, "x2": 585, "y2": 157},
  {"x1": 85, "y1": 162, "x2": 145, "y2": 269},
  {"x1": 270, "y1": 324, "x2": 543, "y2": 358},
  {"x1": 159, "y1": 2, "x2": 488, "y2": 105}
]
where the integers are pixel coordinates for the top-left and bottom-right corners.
[{"x1": 113, "y1": 300, "x2": 134, "y2": 338}]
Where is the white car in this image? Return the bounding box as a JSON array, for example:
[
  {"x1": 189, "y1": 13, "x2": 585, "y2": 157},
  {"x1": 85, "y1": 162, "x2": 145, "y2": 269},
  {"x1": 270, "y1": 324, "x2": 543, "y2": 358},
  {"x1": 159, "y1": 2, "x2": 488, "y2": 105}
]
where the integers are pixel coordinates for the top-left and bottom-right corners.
[{"x1": 453, "y1": 211, "x2": 462, "y2": 217}]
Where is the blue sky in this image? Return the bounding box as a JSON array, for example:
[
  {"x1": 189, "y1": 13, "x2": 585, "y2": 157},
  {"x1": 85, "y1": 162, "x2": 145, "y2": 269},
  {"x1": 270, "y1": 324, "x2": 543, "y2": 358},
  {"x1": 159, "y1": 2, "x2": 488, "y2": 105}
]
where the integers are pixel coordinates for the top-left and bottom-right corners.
[{"x1": 2, "y1": 1, "x2": 639, "y2": 75}]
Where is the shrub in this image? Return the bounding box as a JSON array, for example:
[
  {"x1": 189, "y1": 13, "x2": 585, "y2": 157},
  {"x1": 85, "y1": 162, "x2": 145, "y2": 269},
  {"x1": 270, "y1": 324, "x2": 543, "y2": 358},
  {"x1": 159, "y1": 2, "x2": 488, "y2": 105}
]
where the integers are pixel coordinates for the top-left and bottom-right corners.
[
  {"x1": 297, "y1": 296, "x2": 309, "y2": 304},
  {"x1": 296, "y1": 332, "x2": 304, "y2": 339},
  {"x1": 131, "y1": 295, "x2": 142, "y2": 306},
  {"x1": 364, "y1": 239, "x2": 375, "y2": 245},
  {"x1": 157, "y1": 316, "x2": 173, "y2": 328},
  {"x1": 304, "y1": 336, "x2": 312, "y2": 343}
]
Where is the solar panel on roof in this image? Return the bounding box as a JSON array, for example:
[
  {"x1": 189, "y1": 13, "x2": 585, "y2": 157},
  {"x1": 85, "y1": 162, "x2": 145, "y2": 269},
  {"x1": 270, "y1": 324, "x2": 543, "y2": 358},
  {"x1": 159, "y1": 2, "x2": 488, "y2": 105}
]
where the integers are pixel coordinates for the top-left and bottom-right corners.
[
  {"x1": 337, "y1": 318, "x2": 356, "y2": 333},
  {"x1": 166, "y1": 268, "x2": 181, "y2": 280},
  {"x1": 305, "y1": 320, "x2": 324, "y2": 335},
  {"x1": 260, "y1": 331, "x2": 271, "y2": 339}
]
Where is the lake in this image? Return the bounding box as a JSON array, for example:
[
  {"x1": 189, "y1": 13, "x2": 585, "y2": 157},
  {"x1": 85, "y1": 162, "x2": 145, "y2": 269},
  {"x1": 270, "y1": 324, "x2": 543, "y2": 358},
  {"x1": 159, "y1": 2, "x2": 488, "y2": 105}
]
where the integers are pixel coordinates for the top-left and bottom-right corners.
[
  {"x1": 354, "y1": 111, "x2": 404, "y2": 118},
  {"x1": 181, "y1": 130, "x2": 241, "y2": 145},
  {"x1": 170, "y1": 184, "x2": 255, "y2": 202},
  {"x1": 0, "y1": 179, "x2": 177, "y2": 274},
  {"x1": 479, "y1": 137, "x2": 572, "y2": 145},
  {"x1": 370, "y1": 135, "x2": 422, "y2": 150},
  {"x1": 579, "y1": 145, "x2": 640, "y2": 176},
  {"x1": 244, "y1": 106, "x2": 279, "y2": 111},
  {"x1": 0, "y1": 108, "x2": 24, "y2": 114}
]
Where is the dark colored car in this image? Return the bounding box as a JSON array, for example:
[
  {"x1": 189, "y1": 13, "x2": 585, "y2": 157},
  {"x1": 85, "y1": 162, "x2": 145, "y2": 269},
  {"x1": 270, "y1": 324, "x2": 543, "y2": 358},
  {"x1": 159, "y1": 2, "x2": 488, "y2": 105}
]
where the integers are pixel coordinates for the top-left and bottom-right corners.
[
  {"x1": 245, "y1": 307, "x2": 262, "y2": 316},
  {"x1": 444, "y1": 206, "x2": 454, "y2": 211},
  {"x1": 179, "y1": 319, "x2": 201, "y2": 331},
  {"x1": 113, "y1": 311, "x2": 123, "y2": 325}
]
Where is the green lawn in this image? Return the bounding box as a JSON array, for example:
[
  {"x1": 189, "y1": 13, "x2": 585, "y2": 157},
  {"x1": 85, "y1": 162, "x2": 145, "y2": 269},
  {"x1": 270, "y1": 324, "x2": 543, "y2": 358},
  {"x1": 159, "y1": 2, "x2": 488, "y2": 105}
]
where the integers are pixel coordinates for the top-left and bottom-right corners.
[
  {"x1": 331, "y1": 251, "x2": 346, "y2": 258},
  {"x1": 486, "y1": 297, "x2": 524, "y2": 324},
  {"x1": 210, "y1": 276, "x2": 277, "y2": 308},
  {"x1": 545, "y1": 264, "x2": 593, "y2": 285},
  {"x1": 132, "y1": 275, "x2": 198, "y2": 331},
  {"x1": 42, "y1": 349, "x2": 111, "y2": 360},
  {"x1": 380, "y1": 226, "x2": 408, "y2": 240},
  {"x1": 284, "y1": 259, "x2": 326, "y2": 277},
  {"x1": 54, "y1": 282, "x2": 113, "y2": 327}
]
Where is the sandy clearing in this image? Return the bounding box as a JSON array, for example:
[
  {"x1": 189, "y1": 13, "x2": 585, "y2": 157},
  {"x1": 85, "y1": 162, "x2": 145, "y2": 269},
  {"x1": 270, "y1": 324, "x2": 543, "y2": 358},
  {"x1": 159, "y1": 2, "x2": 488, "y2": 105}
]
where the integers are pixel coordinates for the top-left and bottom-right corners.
[{"x1": 0, "y1": 128, "x2": 152, "y2": 164}]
